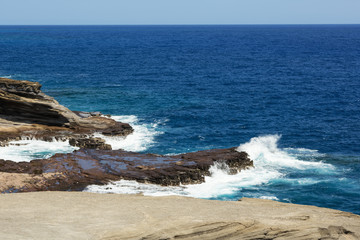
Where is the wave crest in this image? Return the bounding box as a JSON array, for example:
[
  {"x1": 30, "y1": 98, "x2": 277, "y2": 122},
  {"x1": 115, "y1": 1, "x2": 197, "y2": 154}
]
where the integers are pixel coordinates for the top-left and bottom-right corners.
[{"x1": 94, "y1": 115, "x2": 164, "y2": 152}]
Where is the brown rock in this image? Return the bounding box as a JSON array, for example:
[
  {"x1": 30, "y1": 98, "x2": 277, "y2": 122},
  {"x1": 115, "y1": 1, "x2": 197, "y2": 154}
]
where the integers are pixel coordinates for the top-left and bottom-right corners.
[
  {"x1": 0, "y1": 78, "x2": 133, "y2": 141},
  {"x1": 0, "y1": 147, "x2": 252, "y2": 192},
  {"x1": 69, "y1": 137, "x2": 112, "y2": 150}
]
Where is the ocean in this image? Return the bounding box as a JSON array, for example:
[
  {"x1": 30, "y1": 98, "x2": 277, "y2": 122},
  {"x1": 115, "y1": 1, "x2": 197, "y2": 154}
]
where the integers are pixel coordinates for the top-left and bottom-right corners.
[{"x1": 0, "y1": 25, "x2": 359, "y2": 214}]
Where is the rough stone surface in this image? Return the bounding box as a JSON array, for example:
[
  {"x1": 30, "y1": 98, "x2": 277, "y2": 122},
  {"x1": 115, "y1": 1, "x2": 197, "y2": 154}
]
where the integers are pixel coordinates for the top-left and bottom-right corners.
[
  {"x1": 0, "y1": 147, "x2": 252, "y2": 192},
  {"x1": 0, "y1": 192, "x2": 359, "y2": 240},
  {"x1": 69, "y1": 137, "x2": 112, "y2": 150},
  {"x1": 0, "y1": 78, "x2": 133, "y2": 141}
]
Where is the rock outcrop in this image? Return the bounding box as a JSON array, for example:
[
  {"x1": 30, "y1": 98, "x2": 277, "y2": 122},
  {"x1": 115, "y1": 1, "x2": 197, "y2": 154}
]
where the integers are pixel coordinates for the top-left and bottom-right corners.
[
  {"x1": 69, "y1": 137, "x2": 112, "y2": 150},
  {"x1": 0, "y1": 78, "x2": 133, "y2": 142},
  {"x1": 0, "y1": 78, "x2": 252, "y2": 194},
  {"x1": 0, "y1": 147, "x2": 252, "y2": 193},
  {"x1": 1, "y1": 192, "x2": 359, "y2": 240}
]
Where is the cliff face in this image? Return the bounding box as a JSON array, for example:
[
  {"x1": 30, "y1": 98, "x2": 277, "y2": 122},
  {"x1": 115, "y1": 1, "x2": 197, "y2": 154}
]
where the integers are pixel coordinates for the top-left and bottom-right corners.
[
  {"x1": 0, "y1": 78, "x2": 78, "y2": 126},
  {"x1": 0, "y1": 78, "x2": 133, "y2": 141}
]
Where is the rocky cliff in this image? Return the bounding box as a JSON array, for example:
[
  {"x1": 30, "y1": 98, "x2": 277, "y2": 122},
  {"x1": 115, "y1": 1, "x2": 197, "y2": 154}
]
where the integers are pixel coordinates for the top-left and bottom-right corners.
[{"x1": 0, "y1": 77, "x2": 133, "y2": 142}]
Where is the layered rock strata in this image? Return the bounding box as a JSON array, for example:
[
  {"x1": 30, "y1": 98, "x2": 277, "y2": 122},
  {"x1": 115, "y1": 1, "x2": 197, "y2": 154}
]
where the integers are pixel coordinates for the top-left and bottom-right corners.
[
  {"x1": 0, "y1": 78, "x2": 133, "y2": 142},
  {"x1": 0, "y1": 147, "x2": 252, "y2": 193},
  {"x1": 0, "y1": 78, "x2": 253, "y2": 195}
]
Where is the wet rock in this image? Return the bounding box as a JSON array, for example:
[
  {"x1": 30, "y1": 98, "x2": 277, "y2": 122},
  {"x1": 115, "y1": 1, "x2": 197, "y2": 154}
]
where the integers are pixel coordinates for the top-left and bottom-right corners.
[
  {"x1": 73, "y1": 111, "x2": 92, "y2": 118},
  {"x1": 90, "y1": 111, "x2": 102, "y2": 117},
  {"x1": 101, "y1": 121, "x2": 134, "y2": 136},
  {"x1": 69, "y1": 137, "x2": 112, "y2": 150},
  {"x1": 0, "y1": 147, "x2": 253, "y2": 192}
]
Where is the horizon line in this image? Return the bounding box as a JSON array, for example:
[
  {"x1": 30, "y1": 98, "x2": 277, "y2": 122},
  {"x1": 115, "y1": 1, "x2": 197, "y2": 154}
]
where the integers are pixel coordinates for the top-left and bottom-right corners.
[{"x1": 1, "y1": 23, "x2": 360, "y2": 26}]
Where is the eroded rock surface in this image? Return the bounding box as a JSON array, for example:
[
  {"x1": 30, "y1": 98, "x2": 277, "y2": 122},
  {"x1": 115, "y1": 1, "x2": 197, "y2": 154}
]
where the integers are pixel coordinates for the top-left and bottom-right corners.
[
  {"x1": 69, "y1": 137, "x2": 112, "y2": 150},
  {"x1": 0, "y1": 148, "x2": 252, "y2": 193},
  {"x1": 0, "y1": 78, "x2": 133, "y2": 142},
  {"x1": 0, "y1": 192, "x2": 359, "y2": 240}
]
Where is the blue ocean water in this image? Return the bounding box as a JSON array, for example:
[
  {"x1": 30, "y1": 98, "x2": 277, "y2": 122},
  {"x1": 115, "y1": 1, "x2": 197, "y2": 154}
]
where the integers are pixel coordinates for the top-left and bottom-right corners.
[{"x1": 0, "y1": 25, "x2": 359, "y2": 214}]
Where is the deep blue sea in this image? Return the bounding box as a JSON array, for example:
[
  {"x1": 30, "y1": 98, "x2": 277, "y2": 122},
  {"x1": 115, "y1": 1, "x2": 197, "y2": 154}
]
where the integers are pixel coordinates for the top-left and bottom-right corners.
[{"x1": 0, "y1": 25, "x2": 359, "y2": 214}]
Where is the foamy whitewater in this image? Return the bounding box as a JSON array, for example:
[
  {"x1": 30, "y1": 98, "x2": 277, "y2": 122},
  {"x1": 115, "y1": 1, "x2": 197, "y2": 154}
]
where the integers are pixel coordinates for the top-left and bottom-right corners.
[
  {"x1": 0, "y1": 115, "x2": 162, "y2": 162},
  {"x1": 1, "y1": 128, "x2": 337, "y2": 203},
  {"x1": 2, "y1": 25, "x2": 359, "y2": 214},
  {"x1": 95, "y1": 115, "x2": 163, "y2": 152},
  {"x1": 84, "y1": 135, "x2": 336, "y2": 201},
  {"x1": 0, "y1": 139, "x2": 78, "y2": 162}
]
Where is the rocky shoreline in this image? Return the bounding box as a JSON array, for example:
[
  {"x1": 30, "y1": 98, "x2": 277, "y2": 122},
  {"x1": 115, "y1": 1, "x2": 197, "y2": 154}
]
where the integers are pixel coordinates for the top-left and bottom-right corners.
[
  {"x1": 1, "y1": 78, "x2": 360, "y2": 240},
  {"x1": 0, "y1": 147, "x2": 252, "y2": 193},
  {"x1": 0, "y1": 78, "x2": 253, "y2": 193},
  {"x1": 0, "y1": 77, "x2": 133, "y2": 144}
]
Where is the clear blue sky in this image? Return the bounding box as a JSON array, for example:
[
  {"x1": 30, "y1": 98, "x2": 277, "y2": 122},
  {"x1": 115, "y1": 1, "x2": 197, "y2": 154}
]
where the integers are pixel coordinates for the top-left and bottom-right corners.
[{"x1": 1, "y1": 0, "x2": 360, "y2": 25}]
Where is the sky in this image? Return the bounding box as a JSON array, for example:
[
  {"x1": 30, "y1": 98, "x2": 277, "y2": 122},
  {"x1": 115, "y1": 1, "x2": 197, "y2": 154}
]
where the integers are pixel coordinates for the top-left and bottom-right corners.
[{"x1": 1, "y1": 0, "x2": 360, "y2": 25}]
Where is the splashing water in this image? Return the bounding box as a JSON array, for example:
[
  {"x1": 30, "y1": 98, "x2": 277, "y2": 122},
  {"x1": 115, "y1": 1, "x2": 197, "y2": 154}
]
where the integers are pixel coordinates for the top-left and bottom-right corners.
[
  {"x1": 237, "y1": 135, "x2": 331, "y2": 170},
  {"x1": 0, "y1": 139, "x2": 78, "y2": 162},
  {"x1": 0, "y1": 115, "x2": 163, "y2": 161},
  {"x1": 94, "y1": 115, "x2": 163, "y2": 152},
  {"x1": 85, "y1": 135, "x2": 336, "y2": 201}
]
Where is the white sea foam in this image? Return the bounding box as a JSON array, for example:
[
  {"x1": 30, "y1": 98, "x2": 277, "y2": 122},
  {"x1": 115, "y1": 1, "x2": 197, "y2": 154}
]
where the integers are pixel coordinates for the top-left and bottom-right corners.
[
  {"x1": 84, "y1": 180, "x2": 187, "y2": 197},
  {"x1": 184, "y1": 135, "x2": 333, "y2": 198},
  {"x1": 259, "y1": 196, "x2": 279, "y2": 200},
  {"x1": 0, "y1": 115, "x2": 162, "y2": 162},
  {"x1": 84, "y1": 161, "x2": 282, "y2": 198},
  {"x1": 94, "y1": 115, "x2": 163, "y2": 152},
  {"x1": 85, "y1": 135, "x2": 334, "y2": 200},
  {"x1": 1, "y1": 75, "x2": 12, "y2": 78},
  {"x1": 237, "y1": 135, "x2": 332, "y2": 170},
  {"x1": 0, "y1": 139, "x2": 78, "y2": 162}
]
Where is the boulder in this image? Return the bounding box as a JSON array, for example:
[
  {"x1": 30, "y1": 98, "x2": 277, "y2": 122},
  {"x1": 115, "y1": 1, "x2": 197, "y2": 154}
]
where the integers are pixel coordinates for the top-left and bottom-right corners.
[{"x1": 69, "y1": 137, "x2": 112, "y2": 150}]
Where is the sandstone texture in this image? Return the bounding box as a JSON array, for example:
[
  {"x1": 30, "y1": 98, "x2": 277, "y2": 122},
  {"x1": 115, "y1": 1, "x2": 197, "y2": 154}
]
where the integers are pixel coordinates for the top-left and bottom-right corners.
[
  {"x1": 0, "y1": 77, "x2": 133, "y2": 142},
  {"x1": 0, "y1": 147, "x2": 252, "y2": 193},
  {"x1": 0, "y1": 192, "x2": 359, "y2": 240}
]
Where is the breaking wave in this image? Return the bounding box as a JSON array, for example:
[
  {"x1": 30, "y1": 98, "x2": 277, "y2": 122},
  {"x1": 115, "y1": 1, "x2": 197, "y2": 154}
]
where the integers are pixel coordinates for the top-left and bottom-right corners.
[
  {"x1": 0, "y1": 115, "x2": 163, "y2": 162},
  {"x1": 85, "y1": 135, "x2": 335, "y2": 200},
  {"x1": 0, "y1": 139, "x2": 78, "y2": 162},
  {"x1": 94, "y1": 115, "x2": 164, "y2": 152}
]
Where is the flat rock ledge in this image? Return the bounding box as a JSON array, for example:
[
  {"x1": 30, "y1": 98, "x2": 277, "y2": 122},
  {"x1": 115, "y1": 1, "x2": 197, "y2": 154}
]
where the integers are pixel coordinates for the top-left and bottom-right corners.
[
  {"x1": 0, "y1": 77, "x2": 133, "y2": 143},
  {"x1": 0, "y1": 147, "x2": 252, "y2": 193},
  {"x1": 0, "y1": 192, "x2": 359, "y2": 240}
]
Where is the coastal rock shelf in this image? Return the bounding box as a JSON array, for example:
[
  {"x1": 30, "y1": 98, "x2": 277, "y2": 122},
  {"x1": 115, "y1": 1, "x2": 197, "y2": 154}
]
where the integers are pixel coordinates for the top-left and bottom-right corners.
[
  {"x1": 0, "y1": 77, "x2": 133, "y2": 142},
  {"x1": 0, "y1": 78, "x2": 252, "y2": 193},
  {"x1": 0, "y1": 147, "x2": 252, "y2": 193},
  {"x1": 1, "y1": 192, "x2": 359, "y2": 240}
]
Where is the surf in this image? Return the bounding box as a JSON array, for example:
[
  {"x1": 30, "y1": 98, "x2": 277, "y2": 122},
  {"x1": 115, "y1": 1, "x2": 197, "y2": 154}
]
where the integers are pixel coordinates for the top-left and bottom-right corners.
[
  {"x1": 85, "y1": 135, "x2": 336, "y2": 201},
  {"x1": 94, "y1": 115, "x2": 164, "y2": 152},
  {"x1": 0, "y1": 115, "x2": 163, "y2": 162}
]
